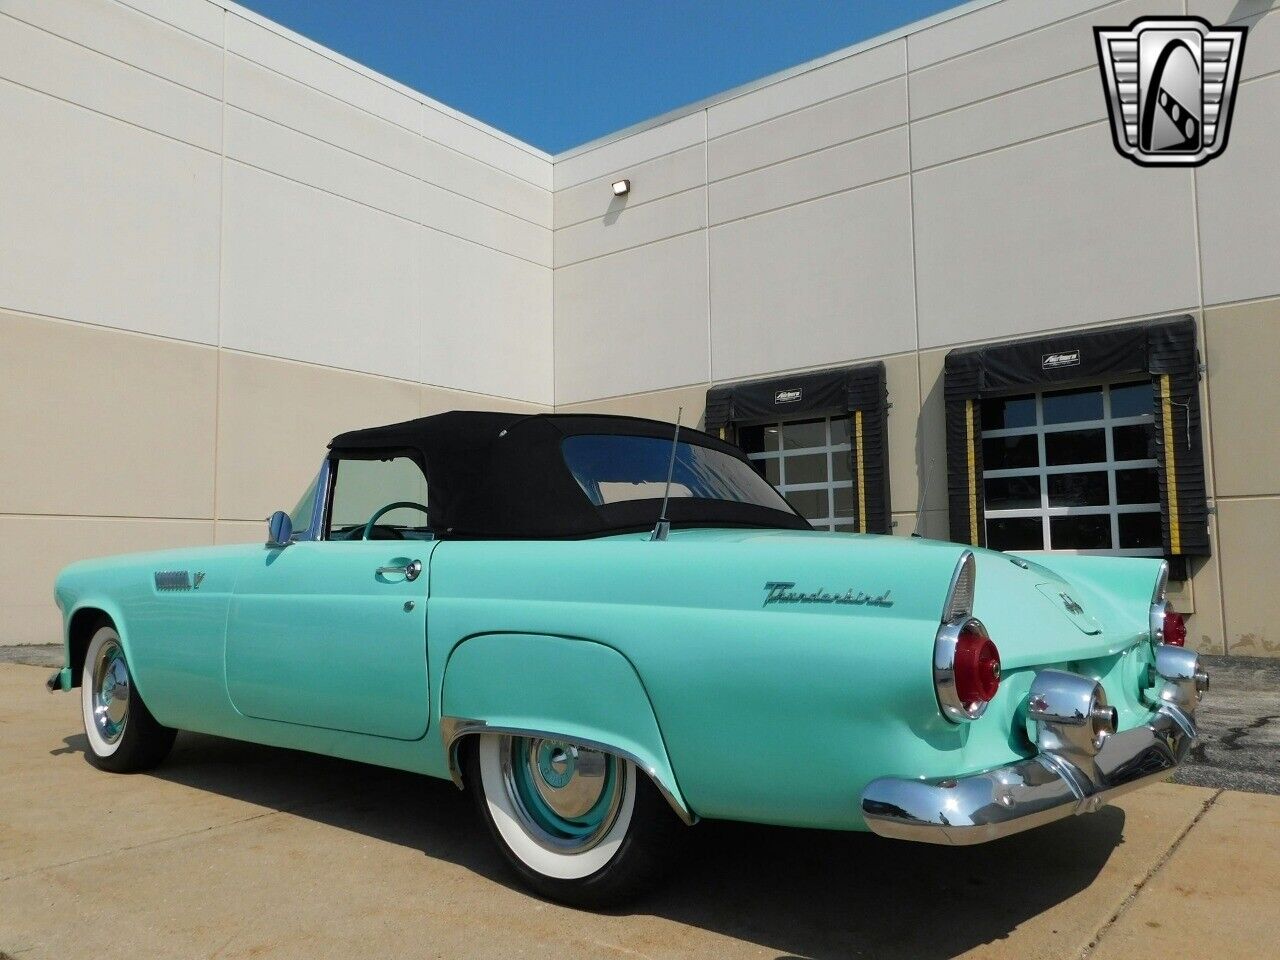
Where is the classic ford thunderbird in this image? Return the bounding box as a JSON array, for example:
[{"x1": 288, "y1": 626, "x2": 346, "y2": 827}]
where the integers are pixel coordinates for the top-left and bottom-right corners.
[{"x1": 49, "y1": 412, "x2": 1207, "y2": 905}]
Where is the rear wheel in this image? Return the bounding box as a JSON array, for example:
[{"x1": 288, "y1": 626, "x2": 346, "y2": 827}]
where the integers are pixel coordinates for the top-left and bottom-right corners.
[
  {"x1": 465, "y1": 733, "x2": 684, "y2": 907},
  {"x1": 80, "y1": 623, "x2": 176, "y2": 772}
]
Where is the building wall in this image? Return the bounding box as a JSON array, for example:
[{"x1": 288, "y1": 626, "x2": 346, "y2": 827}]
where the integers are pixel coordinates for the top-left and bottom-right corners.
[
  {"x1": 0, "y1": 0, "x2": 554, "y2": 643},
  {"x1": 552, "y1": 0, "x2": 1280, "y2": 657},
  {"x1": 3, "y1": 0, "x2": 1278, "y2": 656}
]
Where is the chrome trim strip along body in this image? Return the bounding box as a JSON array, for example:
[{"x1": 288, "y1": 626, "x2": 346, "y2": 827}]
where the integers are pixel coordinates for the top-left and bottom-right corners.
[
  {"x1": 941, "y1": 550, "x2": 976, "y2": 623},
  {"x1": 440, "y1": 716, "x2": 696, "y2": 825},
  {"x1": 1149, "y1": 560, "x2": 1170, "y2": 643},
  {"x1": 861, "y1": 705, "x2": 1194, "y2": 845}
]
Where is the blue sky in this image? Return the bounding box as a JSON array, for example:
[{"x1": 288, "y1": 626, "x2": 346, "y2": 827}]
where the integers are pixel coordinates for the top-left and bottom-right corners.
[{"x1": 235, "y1": 1, "x2": 961, "y2": 153}]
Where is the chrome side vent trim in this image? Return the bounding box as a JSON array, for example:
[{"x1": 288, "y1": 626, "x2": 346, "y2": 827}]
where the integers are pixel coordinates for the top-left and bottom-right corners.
[
  {"x1": 154, "y1": 570, "x2": 192, "y2": 591},
  {"x1": 943, "y1": 551, "x2": 976, "y2": 623}
]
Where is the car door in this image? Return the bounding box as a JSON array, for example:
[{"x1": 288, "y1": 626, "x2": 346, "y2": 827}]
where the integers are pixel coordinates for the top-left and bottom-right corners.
[{"x1": 224, "y1": 454, "x2": 434, "y2": 741}]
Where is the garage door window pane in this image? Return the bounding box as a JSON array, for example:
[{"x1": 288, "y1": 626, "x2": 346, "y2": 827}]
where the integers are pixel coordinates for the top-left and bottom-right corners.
[
  {"x1": 1116, "y1": 467, "x2": 1159, "y2": 504},
  {"x1": 1113, "y1": 423, "x2": 1153, "y2": 462},
  {"x1": 1047, "y1": 471, "x2": 1109, "y2": 507},
  {"x1": 1119, "y1": 511, "x2": 1162, "y2": 548},
  {"x1": 786, "y1": 453, "x2": 828, "y2": 485},
  {"x1": 787, "y1": 489, "x2": 829, "y2": 520},
  {"x1": 782, "y1": 419, "x2": 826, "y2": 450},
  {"x1": 1043, "y1": 387, "x2": 1103, "y2": 424},
  {"x1": 1045, "y1": 429, "x2": 1106, "y2": 465},
  {"x1": 984, "y1": 435, "x2": 1040, "y2": 470},
  {"x1": 1050, "y1": 515, "x2": 1112, "y2": 550},
  {"x1": 1110, "y1": 381, "x2": 1154, "y2": 418},
  {"x1": 985, "y1": 475, "x2": 1040, "y2": 510},
  {"x1": 982, "y1": 394, "x2": 1036, "y2": 430},
  {"x1": 987, "y1": 517, "x2": 1043, "y2": 550}
]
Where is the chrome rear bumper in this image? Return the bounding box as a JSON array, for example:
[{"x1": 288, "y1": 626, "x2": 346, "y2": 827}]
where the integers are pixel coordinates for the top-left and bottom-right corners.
[{"x1": 861, "y1": 705, "x2": 1193, "y2": 845}]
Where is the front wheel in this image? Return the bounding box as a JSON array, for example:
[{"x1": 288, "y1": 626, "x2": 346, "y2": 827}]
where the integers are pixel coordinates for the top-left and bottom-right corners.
[
  {"x1": 465, "y1": 734, "x2": 684, "y2": 907},
  {"x1": 80, "y1": 623, "x2": 176, "y2": 772}
]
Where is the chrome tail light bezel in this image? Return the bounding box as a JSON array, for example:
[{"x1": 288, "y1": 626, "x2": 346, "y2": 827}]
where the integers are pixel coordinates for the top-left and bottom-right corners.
[
  {"x1": 934, "y1": 616, "x2": 996, "y2": 723},
  {"x1": 934, "y1": 552, "x2": 999, "y2": 723}
]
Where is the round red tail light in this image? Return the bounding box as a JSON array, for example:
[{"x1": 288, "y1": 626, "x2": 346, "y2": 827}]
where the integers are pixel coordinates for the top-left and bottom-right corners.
[
  {"x1": 1163, "y1": 609, "x2": 1187, "y2": 647},
  {"x1": 954, "y1": 624, "x2": 1001, "y2": 706}
]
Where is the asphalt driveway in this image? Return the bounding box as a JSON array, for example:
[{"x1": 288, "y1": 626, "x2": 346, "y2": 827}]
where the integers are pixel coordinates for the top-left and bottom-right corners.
[{"x1": 2, "y1": 657, "x2": 1278, "y2": 960}]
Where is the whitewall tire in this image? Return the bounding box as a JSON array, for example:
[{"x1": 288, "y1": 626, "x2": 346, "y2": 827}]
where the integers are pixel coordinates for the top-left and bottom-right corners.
[
  {"x1": 465, "y1": 733, "x2": 686, "y2": 906},
  {"x1": 79, "y1": 621, "x2": 175, "y2": 772}
]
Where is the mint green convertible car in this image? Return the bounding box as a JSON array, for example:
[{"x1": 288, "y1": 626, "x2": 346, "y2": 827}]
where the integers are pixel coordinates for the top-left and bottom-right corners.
[{"x1": 49, "y1": 412, "x2": 1207, "y2": 905}]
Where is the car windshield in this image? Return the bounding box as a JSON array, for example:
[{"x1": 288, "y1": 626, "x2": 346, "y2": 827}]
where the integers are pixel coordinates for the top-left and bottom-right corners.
[{"x1": 561, "y1": 434, "x2": 795, "y2": 513}]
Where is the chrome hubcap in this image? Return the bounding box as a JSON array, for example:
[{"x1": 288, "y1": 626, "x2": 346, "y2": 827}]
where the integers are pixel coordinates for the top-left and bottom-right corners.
[
  {"x1": 92, "y1": 639, "x2": 129, "y2": 744},
  {"x1": 500, "y1": 736, "x2": 624, "y2": 851}
]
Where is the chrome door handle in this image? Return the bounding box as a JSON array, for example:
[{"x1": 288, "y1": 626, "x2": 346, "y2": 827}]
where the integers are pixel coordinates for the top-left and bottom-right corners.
[{"x1": 376, "y1": 559, "x2": 422, "y2": 582}]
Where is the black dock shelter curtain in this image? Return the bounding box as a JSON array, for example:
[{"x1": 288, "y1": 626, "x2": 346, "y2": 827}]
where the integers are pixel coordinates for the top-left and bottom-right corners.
[
  {"x1": 943, "y1": 315, "x2": 1209, "y2": 565},
  {"x1": 705, "y1": 363, "x2": 891, "y2": 535}
]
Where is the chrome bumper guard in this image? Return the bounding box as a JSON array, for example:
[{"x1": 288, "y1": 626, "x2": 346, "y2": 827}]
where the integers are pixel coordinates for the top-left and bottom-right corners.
[{"x1": 861, "y1": 648, "x2": 1204, "y2": 846}]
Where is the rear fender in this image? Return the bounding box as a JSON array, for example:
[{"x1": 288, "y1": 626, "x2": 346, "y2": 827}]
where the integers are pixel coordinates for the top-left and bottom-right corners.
[{"x1": 439, "y1": 632, "x2": 694, "y2": 824}]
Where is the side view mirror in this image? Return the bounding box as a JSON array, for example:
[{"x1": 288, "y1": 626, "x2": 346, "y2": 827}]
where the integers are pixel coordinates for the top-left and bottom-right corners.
[{"x1": 266, "y1": 510, "x2": 293, "y2": 547}]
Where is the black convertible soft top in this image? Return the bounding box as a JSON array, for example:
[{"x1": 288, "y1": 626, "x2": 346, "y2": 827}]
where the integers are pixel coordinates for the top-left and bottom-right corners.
[{"x1": 328, "y1": 411, "x2": 809, "y2": 539}]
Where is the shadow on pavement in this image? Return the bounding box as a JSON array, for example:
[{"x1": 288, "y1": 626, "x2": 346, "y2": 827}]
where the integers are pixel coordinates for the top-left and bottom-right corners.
[{"x1": 57, "y1": 728, "x2": 1126, "y2": 960}]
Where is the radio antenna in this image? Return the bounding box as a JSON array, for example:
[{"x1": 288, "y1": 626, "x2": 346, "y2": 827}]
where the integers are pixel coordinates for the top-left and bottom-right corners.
[
  {"x1": 912, "y1": 459, "x2": 934, "y2": 538},
  {"x1": 650, "y1": 406, "x2": 683, "y2": 542}
]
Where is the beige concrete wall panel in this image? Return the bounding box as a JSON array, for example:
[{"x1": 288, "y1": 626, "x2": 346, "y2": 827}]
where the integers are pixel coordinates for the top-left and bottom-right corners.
[
  {"x1": 707, "y1": 40, "x2": 905, "y2": 138},
  {"x1": 883, "y1": 353, "x2": 923, "y2": 516},
  {"x1": 224, "y1": 55, "x2": 421, "y2": 177},
  {"x1": 556, "y1": 144, "x2": 706, "y2": 230},
  {"x1": 906, "y1": 0, "x2": 1102, "y2": 71},
  {"x1": 420, "y1": 230, "x2": 554, "y2": 405},
  {"x1": 709, "y1": 177, "x2": 916, "y2": 383},
  {"x1": 913, "y1": 123, "x2": 1199, "y2": 349},
  {"x1": 0, "y1": 312, "x2": 217, "y2": 519},
  {"x1": 1216, "y1": 497, "x2": 1280, "y2": 655},
  {"x1": 113, "y1": 0, "x2": 225, "y2": 45},
  {"x1": 908, "y1": 0, "x2": 1166, "y2": 119},
  {"x1": 910, "y1": 67, "x2": 1104, "y2": 169},
  {"x1": 553, "y1": 113, "x2": 705, "y2": 190},
  {"x1": 219, "y1": 162, "x2": 422, "y2": 382},
  {"x1": 553, "y1": 233, "x2": 710, "y2": 405},
  {"x1": 0, "y1": 81, "x2": 221, "y2": 344},
  {"x1": 554, "y1": 384, "x2": 710, "y2": 429},
  {"x1": 709, "y1": 77, "x2": 905, "y2": 183},
  {"x1": 0, "y1": 516, "x2": 214, "y2": 645},
  {"x1": 0, "y1": 9, "x2": 221, "y2": 151},
  {"x1": 915, "y1": 348, "x2": 952, "y2": 517},
  {"x1": 225, "y1": 14, "x2": 419, "y2": 133},
  {"x1": 554, "y1": 188, "x2": 707, "y2": 268},
  {"x1": 709, "y1": 126, "x2": 909, "y2": 226},
  {"x1": 1197, "y1": 74, "x2": 1280, "y2": 307},
  {"x1": 2, "y1": 0, "x2": 223, "y2": 98},
  {"x1": 418, "y1": 384, "x2": 550, "y2": 419},
  {"x1": 419, "y1": 175, "x2": 552, "y2": 267},
  {"x1": 418, "y1": 102, "x2": 552, "y2": 191},
  {"x1": 225, "y1": 107, "x2": 421, "y2": 222},
  {"x1": 1203, "y1": 299, "x2": 1280, "y2": 497},
  {"x1": 215, "y1": 351, "x2": 423, "y2": 523}
]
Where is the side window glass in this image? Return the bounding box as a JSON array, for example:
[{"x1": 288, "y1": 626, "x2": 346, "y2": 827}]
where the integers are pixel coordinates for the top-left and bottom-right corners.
[{"x1": 327, "y1": 457, "x2": 430, "y2": 541}]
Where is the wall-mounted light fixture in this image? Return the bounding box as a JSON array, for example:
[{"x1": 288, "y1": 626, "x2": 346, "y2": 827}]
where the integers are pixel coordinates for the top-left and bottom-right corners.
[{"x1": 612, "y1": 179, "x2": 631, "y2": 197}]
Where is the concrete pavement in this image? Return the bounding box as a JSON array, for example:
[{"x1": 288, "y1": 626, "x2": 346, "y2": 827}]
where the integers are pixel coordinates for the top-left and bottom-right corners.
[{"x1": 2, "y1": 659, "x2": 1277, "y2": 960}]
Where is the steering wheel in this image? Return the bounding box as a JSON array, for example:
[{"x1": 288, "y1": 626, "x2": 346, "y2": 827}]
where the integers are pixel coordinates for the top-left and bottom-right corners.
[{"x1": 362, "y1": 501, "x2": 429, "y2": 541}]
